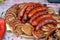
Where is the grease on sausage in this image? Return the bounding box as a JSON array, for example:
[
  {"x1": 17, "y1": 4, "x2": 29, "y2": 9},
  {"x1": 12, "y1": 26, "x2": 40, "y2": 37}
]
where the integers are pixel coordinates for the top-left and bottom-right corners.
[
  {"x1": 31, "y1": 14, "x2": 53, "y2": 26},
  {"x1": 28, "y1": 7, "x2": 46, "y2": 18},
  {"x1": 30, "y1": 11, "x2": 47, "y2": 24}
]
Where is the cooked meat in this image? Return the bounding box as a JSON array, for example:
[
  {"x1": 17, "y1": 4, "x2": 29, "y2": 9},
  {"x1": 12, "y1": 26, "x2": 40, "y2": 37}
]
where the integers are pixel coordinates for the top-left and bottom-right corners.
[
  {"x1": 36, "y1": 19, "x2": 57, "y2": 30},
  {"x1": 22, "y1": 3, "x2": 43, "y2": 23},
  {"x1": 29, "y1": 11, "x2": 47, "y2": 24},
  {"x1": 18, "y1": 3, "x2": 34, "y2": 20},
  {"x1": 5, "y1": 2, "x2": 58, "y2": 39},
  {"x1": 28, "y1": 7, "x2": 46, "y2": 18},
  {"x1": 31, "y1": 14, "x2": 54, "y2": 26}
]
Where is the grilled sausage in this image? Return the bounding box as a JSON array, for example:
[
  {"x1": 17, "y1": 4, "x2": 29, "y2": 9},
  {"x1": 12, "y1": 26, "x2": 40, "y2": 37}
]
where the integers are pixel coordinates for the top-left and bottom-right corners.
[
  {"x1": 28, "y1": 7, "x2": 46, "y2": 18},
  {"x1": 18, "y1": 3, "x2": 28, "y2": 20},
  {"x1": 31, "y1": 14, "x2": 53, "y2": 26},
  {"x1": 30, "y1": 11, "x2": 47, "y2": 24},
  {"x1": 18, "y1": 2, "x2": 35, "y2": 20},
  {"x1": 36, "y1": 19, "x2": 57, "y2": 30},
  {"x1": 22, "y1": 3, "x2": 43, "y2": 23}
]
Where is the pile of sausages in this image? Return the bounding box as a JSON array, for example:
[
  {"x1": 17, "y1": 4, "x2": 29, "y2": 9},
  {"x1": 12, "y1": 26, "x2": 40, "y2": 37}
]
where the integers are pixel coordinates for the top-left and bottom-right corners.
[{"x1": 18, "y1": 2, "x2": 57, "y2": 30}]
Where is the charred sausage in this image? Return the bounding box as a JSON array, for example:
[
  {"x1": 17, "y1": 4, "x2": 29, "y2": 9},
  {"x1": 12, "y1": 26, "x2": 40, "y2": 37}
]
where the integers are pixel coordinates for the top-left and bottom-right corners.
[
  {"x1": 21, "y1": 3, "x2": 36, "y2": 23},
  {"x1": 28, "y1": 7, "x2": 46, "y2": 18},
  {"x1": 22, "y1": 3, "x2": 43, "y2": 23},
  {"x1": 31, "y1": 14, "x2": 53, "y2": 26},
  {"x1": 36, "y1": 19, "x2": 57, "y2": 30},
  {"x1": 29, "y1": 11, "x2": 47, "y2": 24},
  {"x1": 18, "y1": 2, "x2": 36, "y2": 20},
  {"x1": 18, "y1": 3, "x2": 28, "y2": 20}
]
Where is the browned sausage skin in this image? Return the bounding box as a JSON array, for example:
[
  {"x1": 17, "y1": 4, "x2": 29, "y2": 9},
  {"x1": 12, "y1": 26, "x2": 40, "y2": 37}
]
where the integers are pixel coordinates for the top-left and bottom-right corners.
[
  {"x1": 21, "y1": 3, "x2": 36, "y2": 23},
  {"x1": 29, "y1": 11, "x2": 47, "y2": 24},
  {"x1": 28, "y1": 6, "x2": 46, "y2": 18},
  {"x1": 22, "y1": 3, "x2": 42, "y2": 23},
  {"x1": 18, "y1": 2, "x2": 36, "y2": 20},
  {"x1": 36, "y1": 19, "x2": 57, "y2": 30},
  {"x1": 31, "y1": 14, "x2": 53, "y2": 26},
  {"x1": 18, "y1": 3, "x2": 28, "y2": 20}
]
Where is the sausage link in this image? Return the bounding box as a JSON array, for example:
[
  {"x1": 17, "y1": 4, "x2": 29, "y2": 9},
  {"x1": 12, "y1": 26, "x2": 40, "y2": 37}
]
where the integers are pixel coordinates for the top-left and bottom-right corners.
[
  {"x1": 18, "y1": 2, "x2": 36, "y2": 20},
  {"x1": 29, "y1": 11, "x2": 47, "y2": 24},
  {"x1": 36, "y1": 19, "x2": 57, "y2": 30},
  {"x1": 31, "y1": 14, "x2": 53, "y2": 26},
  {"x1": 18, "y1": 3, "x2": 28, "y2": 20},
  {"x1": 28, "y1": 7, "x2": 46, "y2": 18},
  {"x1": 22, "y1": 3, "x2": 42, "y2": 23}
]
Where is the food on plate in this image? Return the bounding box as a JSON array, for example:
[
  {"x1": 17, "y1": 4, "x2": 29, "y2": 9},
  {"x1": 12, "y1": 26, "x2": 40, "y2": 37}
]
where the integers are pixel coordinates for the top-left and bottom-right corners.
[
  {"x1": 46, "y1": 28, "x2": 60, "y2": 40},
  {"x1": 22, "y1": 3, "x2": 43, "y2": 23},
  {"x1": 29, "y1": 11, "x2": 47, "y2": 24},
  {"x1": 5, "y1": 2, "x2": 60, "y2": 38},
  {"x1": 47, "y1": 7, "x2": 55, "y2": 14},
  {"x1": 32, "y1": 28, "x2": 44, "y2": 38},
  {"x1": 21, "y1": 23, "x2": 33, "y2": 35},
  {"x1": 5, "y1": 14, "x2": 15, "y2": 23},
  {"x1": 52, "y1": 14, "x2": 60, "y2": 22},
  {"x1": 41, "y1": 24, "x2": 56, "y2": 32},
  {"x1": 36, "y1": 19, "x2": 57, "y2": 30},
  {"x1": 31, "y1": 14, "x2": 56, "y2": 26},
  {"x1": 28, "y1": 7, "x2": 46, "y2": 18}
]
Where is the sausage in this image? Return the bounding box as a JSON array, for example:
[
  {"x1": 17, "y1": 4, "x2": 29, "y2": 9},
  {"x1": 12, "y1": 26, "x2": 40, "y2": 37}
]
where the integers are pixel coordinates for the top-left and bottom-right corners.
[
  {"x1": 31, "y1": 14, "x2": 53, "y2": 26},
  {"x1": 29, "y1": 11, "x2": 47, "y2": 24},
  {"x1": 28, "y1": 6, "x2": 46, "y2": 18},
  {"x1": 22, "y1": 3, "x2": 42, "y2": 23},
  {"x1": 36, "y1": 19, "x2": 57, "y2": 30},
  {"x1": 18, "y1": 2, "x2": 36, "y2": 20},
  {"x1": 18, "y1": 3, "x2": 28, "y2": 20}
]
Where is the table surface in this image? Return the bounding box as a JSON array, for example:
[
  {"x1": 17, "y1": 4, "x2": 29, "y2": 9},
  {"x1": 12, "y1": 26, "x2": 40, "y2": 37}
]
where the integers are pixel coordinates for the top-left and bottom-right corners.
[{"x1": 0, "y1": 0, "x2": 60, "y2": 40}]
